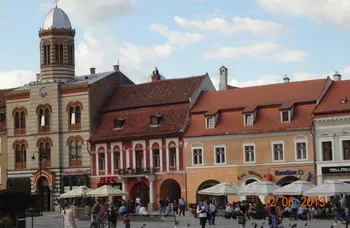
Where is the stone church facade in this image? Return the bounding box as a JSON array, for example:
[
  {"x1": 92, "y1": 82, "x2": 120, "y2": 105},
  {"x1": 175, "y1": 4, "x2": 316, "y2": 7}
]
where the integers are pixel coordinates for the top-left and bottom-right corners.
[{"x1": 5, "y1": 6, "x2": 133, "y2": 211}]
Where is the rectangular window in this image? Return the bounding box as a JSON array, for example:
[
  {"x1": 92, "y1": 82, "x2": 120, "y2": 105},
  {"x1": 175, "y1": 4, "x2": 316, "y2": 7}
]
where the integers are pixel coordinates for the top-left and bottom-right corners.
[
  {"x1": 322, "y1": 141, "x2": 333, "y2": 161},
  {"x1": 169, "y1": 147, "x2": 176, "y2": 167},
  {"x1": 113, "y1": 152, "x2": 120, "y2": 170},
  {"x1": 282, "y1": 111, "x2": 290, "y2": 122},
  {"x1": 296, "y1": 142, "x2": 307, "y2": 160},
  {"x1": 98, "y1": 153, "x2": 105, "y2": 171},
  {"x1": 273, "y1": 143, "x2": 284, "y2": 161},
  {"x1": 192, "y1": 148, "x2": 203, "y2": 165},
  {"x1": 244, "y1": 145, "x2": 255, "y2": 163},
  {"x1": 342, "y1": 140, "x2": 350, "y2": 160},
  {"x1": 206, "y1": 117, "x2": 215, "y2": 129},
  {"x1": 245, "y1": 114, "x2": 253, "y2": 126},
  {"x1": 215, "y1": 146, "x2": 226, "y2": 164},
  {"x1": 152, "y1": 149, "x2": 160, "y2": 168}
]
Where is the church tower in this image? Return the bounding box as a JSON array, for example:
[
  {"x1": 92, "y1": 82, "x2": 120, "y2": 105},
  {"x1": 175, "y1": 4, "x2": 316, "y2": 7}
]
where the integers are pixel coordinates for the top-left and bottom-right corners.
[{"x1": 39, "y1": 4, "x2": 75, "y2": 81}]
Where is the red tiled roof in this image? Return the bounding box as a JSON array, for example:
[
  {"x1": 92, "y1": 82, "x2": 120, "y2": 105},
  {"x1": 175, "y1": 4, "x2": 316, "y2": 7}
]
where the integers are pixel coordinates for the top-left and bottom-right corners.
[
  {"x1": 191, "y1": 79, "x2": 327, "y2": 113},
  {"x1": 90, "y1": 103, "x2": 189, "y2": 142},
  {"x1": 0, "y1": 89, "x2": 15, "y2": 107},
  {"x1": 102, "y1": 75, "x2": 206, "y2": 112},
  {"x1": 314, "y1": 80, "x2": 350, "y2": 115},
  {"x1": 184, "y1": 104, "x2": 315, "y2": 137}
]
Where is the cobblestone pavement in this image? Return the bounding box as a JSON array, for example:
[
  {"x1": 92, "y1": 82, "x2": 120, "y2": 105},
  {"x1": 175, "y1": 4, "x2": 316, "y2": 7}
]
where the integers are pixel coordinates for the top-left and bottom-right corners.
[{"x1": 26, "y1": 213, "x2": 339, "y2": 228}]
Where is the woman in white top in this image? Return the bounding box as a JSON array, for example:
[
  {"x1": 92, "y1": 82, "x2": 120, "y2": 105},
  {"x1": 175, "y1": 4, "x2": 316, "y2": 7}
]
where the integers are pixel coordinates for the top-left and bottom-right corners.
[
  {"x1": 61, "y1": 202, "x2": 77, "y2": 228},
  {"x1": 197, "y1": 202, "x2": 207, "y2": 228}
]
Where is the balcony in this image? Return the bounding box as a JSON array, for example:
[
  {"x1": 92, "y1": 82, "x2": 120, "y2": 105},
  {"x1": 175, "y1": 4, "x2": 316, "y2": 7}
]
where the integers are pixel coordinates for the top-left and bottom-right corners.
[{"x1": 118, "y1": 167, "x2": 155, "y2": 177}]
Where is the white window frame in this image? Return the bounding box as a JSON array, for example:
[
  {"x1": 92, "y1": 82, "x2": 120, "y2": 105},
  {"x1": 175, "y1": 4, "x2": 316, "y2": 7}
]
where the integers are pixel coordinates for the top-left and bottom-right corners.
[
  {"x1": 280, "y1": 110, "x2": 291, "y2": 123},
  {"x1": 339, "y1": 136, "x2": 350, "y2": 161},
  {"x1": 192, "y1": 146, "x2": 204, "y2": 166},
  {"x1": 244, "y1": 114, "x2": 253, "y2": 126},
  {"x1": 243, "y1": 143, "x2": 256, "y2": 164},
  {"x1": 294, "y1": 139, "x2": 308, "y2": 161},
  {"x1": 271, "y1": 141, "x2": 285, "y2": 162},
  {"x1": 214, "y1": 145, "x2": 226, "y2": 165},
  {"x1": 319, "y1": 137, "x2": 334, "y2": 162},
  {"x1": 205, "y1": 117, "x2": 215, "y2": 129}
]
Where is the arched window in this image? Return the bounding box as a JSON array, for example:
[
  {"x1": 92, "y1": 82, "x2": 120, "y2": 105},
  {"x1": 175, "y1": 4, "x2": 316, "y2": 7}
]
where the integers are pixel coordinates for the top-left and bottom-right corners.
[
  {"x1": 14, "y1": 140, "x2": 27, "y2": 170},
  {"x1": 68, "y1": 45, "x2": 74, "y2": 65},
  {"x1": 168, "y1": 142, "x2": 177, "y2": 167},
  {"x1": 98, "y1": 147, "x2": 106, "y2": 171},
  {"x1": 37, "y1": 104, "x2": 52, "y2": 133},
  {"x1": 66, "y1": 101, "x2": 83, "y2": 131},
  {"x1": 37, "y1": 137, "x2": 52, "y2": 168},
  {"x1": 44, "y1": 44, "x2": 51, "y2": 65},
  {"x1": 113, "y1": 146, "x2": 121, "y2": 170},
  {"x1": 152, "y1": 143, "x2": 160, "y2": 168},
  {"x1": 68, "y1": 137, "x2": 83, "y2": 167},
  {"x1": 13, "y1": 107, "x2": 27, "y2": 135}
]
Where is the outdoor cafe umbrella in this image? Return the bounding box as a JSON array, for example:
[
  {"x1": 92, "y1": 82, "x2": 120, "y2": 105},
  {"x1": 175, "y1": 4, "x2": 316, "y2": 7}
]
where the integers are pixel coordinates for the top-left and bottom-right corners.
[
  {"x1": 197, "y1": 182, "x2": 239, "y2": 196},
  {"x1": 60, "y1": 186, "x2": 92, "y2": 198},
  {"x1": 303, "y1": 180, "x2": 350, "y2": 196},
  {"x1": 238, "y1": 181, "x2": 280, "y2": 196},
  {"x1": 273, "y1": 180, "x2": 316, "y2": 196},
  {"x1": 88, "y1": 185, "x2": 127, "y2": 197}
]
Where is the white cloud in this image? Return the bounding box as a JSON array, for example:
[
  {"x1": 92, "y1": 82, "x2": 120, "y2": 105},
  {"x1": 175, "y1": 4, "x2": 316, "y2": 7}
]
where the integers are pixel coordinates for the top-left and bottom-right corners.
[
  {"x1": 256, "y1": 0, "x2": 350, "y2": 28},
  {"x1": 174, "y1": 16, "x2": 290, "y2": 36},
  {"x1": 41, "y1": 0, "x2": 137, "y2": 29},
  {"x1": 203, "y1": 42, "x2": 307, "y2": 62},
  {"x1": 0, "y1": 71, "x2": 36, "y2": 89},
  {"x1": 149, "y1": 24, "x2": 206, "y2": 46}
]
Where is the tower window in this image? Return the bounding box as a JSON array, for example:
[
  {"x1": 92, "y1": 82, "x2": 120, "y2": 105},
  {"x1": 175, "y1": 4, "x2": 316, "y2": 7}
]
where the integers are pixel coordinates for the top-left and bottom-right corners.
[
  {"x1": 55, "y1": 44, "x2": 64, "y2": 64},
  {"x1": 44, "y1": 45, "x2": 51, "y2": 65},
  {"x1": 68, "y1": 45, "x2": 74, "y2": 65}
]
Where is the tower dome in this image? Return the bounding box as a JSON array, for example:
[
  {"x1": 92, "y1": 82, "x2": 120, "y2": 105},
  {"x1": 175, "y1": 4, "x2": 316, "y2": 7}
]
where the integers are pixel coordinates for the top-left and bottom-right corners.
[{"x1": 43, "y1": 7, "x2": 71, "y2": 30}]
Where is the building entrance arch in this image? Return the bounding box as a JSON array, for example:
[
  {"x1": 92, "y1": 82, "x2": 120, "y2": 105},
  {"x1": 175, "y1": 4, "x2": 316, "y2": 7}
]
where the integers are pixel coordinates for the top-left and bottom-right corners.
[
  {"x1": 130, "y1": 182, "x2": 149, "y2": 206},
  {"x1": 196, "y1": 180, "x2": 226, "y2": 207},
  {"x1": 240, "y1": 178, "x2": 259, "y2": 203},
  {"x1": 38, "y1": 177, "x2": 51, "y2": 212},
  {"x1": 277, "y1": 176, "x2": 299, "y2": 187},
  {"x1": 160, "y1": 179, "x2": 181, "y2": 202}
]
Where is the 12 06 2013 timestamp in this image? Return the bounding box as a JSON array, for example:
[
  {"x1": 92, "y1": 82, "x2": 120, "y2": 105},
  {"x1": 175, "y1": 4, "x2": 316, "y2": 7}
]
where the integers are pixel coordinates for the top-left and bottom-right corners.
[{"x1": 264, "y1": 196, "x2": 326, "y2": 208}]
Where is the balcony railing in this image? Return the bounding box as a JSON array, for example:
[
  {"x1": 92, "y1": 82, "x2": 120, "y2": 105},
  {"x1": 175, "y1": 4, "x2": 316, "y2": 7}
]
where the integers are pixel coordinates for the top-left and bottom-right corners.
[{"x1": 118, "y1": 167, "x2": 155, "y2": 176}]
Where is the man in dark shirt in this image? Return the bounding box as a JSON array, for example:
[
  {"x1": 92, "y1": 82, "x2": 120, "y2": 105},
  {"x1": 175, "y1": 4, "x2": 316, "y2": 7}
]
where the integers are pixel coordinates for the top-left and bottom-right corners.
[{"x1": 159, "y1": 197, "x2": 165, "y2": 214}]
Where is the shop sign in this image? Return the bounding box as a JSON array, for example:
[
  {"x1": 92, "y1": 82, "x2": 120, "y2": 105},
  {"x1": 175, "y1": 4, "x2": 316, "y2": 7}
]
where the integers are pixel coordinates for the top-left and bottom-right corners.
[
  {"x1": 62, "y1": 169, "x2": 88, "y2": 175},
  {"x1": 99, "y1": 176, "x2": 119, "y2": 184},
  {"x1": 237, "y1": 171, "x2": 263, "y2": 180},
  {"x1": 322, "y1": 166, "x2": 350, "y2": 174},
  {"x1": 275, "y1": 170, "x2": 304, "y2": 176}
]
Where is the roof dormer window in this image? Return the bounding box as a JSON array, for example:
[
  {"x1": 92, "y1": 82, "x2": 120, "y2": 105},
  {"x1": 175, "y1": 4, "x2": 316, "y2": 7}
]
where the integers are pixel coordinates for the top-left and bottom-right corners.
[
  {"x1": 150, "y1": 115, "x2": 163, "y2": 127},
  {"x1": 113, "y1": 118, "x2": 126, "y2": 130},
  {"x1": 244, "y1": 114, "x2": 253, "y2": 126},
  {"x1": 281, "y1": 111, "x2": 290, "y2": 122},
  {"x1": 206, "y1": 117, "x2": 215, "y2": 129}
]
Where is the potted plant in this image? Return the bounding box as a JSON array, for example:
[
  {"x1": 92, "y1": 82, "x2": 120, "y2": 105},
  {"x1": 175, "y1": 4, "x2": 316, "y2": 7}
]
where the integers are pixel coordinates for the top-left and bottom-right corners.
[{"x1": 250, "y1": 197, "x2": 267, "y2": 220}]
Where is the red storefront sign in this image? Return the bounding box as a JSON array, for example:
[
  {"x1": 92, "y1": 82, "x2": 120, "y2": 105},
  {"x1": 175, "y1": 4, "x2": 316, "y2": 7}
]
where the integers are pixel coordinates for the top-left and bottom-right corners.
[{"x1": 98, "y1": 176, "x2": 119, "y2": 184}]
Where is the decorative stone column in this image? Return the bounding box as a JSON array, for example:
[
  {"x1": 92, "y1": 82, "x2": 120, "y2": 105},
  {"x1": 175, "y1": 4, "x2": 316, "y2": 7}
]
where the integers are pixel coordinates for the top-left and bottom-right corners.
[
  {"x1": 121, "y1": 178, "x2": 126, "y2": 200},
  {"x1": 316, "y1": 174, "x2": 323, "y2": 186},
  {"x1": 146, "y1": 175, "x2": 155, "y2": 212}
]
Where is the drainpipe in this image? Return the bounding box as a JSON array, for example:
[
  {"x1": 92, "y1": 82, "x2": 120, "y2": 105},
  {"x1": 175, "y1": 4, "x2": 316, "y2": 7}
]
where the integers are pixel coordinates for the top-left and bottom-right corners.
[{"x1": 310, "y1": 123, "x2": 317, "y2": 185}]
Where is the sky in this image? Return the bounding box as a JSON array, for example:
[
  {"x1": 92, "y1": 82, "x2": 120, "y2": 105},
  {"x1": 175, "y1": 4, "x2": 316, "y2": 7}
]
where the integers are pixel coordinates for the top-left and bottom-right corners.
[{"x1": 1, "y1": 0, "x2": 350, "y2": 89}]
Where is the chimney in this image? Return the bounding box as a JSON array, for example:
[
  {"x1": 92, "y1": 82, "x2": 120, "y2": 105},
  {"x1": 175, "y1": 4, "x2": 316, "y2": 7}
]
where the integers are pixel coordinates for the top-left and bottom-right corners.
[
  {"x1": 283, "y1": 74, "x2": 290, "y2": 83},
  {"x1": 90, "y1": 67, "x2": 96, "y2": 74},
  {"x1": 36, "y1": 73, "x2": 41, "y2": 82},
  {"x1": 151, "y1": 67, "x2": 161, "y2": 82},
  {"x1": 219, "y1": 66, "x2": 228, "y2": 90},
  {"x1": 333, "y1": 71, "x2": 341, "y2": 81},
  {"x1": 113, "y1": 64, "x2": 119, "y2": 71}
]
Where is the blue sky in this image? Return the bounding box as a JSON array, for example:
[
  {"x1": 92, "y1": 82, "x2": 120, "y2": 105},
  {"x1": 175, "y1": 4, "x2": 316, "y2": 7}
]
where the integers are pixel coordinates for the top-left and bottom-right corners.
[{"x1": 1, "y1": 0, "x2": 350, "y2": 89}]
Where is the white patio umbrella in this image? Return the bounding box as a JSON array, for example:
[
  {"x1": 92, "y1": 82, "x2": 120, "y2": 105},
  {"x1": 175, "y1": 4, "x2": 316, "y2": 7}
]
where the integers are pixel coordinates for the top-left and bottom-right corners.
[
  {"x1": 198, "y1": 182, "x2": 239, "y2": 196},
  {"x1": 273, "y1": 180, "x2": 316, "y2": 196},
  {"x1": 303, "y1": 180, "x2": 350, "y2": 196},
  {"x1": 238, "y1": 181, "x2": 280, "y2": 196},
  {"x1": 60, "y1": 186, "x2": 92, "y2": 198},
  {"x1": 88, "y1": 185, "x2": 127, "y2": 197}
]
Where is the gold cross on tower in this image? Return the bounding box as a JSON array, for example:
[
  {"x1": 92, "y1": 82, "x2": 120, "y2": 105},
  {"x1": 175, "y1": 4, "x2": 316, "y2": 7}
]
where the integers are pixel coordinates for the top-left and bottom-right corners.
[{"x1": 53, "y1": 0, "x2": 59, "y2": 7}]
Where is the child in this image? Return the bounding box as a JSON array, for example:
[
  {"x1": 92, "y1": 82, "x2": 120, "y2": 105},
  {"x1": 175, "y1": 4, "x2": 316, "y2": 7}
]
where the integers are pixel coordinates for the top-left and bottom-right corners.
[{"x1": 124, "y1": 214, "x2": 130, "y2": 228}]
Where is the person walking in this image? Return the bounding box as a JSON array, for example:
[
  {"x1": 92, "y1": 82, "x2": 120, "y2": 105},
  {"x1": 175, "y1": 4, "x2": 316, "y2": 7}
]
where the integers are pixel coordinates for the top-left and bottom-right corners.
[
  {"x1": 197, "y1": 202, "x2": 207, "y2": 228},
  {"x1": 291, "y1": 197, "x2": 300, "y2": 221},
  {"x1": 209, "y1": 200, "x2": 217, "y2": 225},
  {"x1": 61, "y1": 202, "x2": 76, "y2": 228},
  {"x1": 179, "y1": 198, "x2": 186, "y2": 216}
]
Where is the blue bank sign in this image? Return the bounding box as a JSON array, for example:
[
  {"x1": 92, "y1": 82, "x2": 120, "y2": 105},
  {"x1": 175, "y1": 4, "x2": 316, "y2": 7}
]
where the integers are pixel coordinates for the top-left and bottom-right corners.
[{"x1": 275, "y1": 170, "x2": 304, "y2": 176}]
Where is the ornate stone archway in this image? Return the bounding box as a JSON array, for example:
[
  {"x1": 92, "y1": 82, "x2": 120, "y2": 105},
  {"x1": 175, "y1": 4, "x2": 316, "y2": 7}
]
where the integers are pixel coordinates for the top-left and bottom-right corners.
[{"x1": 32, "y1": 169, "x2": 54, "y2": 188}]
